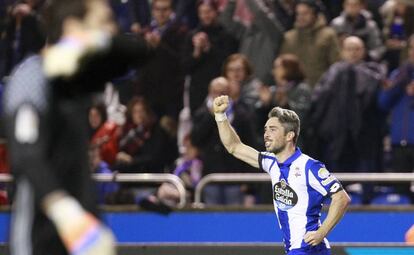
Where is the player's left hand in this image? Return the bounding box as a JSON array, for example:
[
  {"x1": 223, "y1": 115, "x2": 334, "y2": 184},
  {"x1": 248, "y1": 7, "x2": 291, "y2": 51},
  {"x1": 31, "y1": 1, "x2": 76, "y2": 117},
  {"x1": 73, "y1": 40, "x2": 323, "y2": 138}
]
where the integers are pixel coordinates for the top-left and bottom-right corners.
[{"x1": 304, "y1": 230, "x2": 326, "y2": 246}]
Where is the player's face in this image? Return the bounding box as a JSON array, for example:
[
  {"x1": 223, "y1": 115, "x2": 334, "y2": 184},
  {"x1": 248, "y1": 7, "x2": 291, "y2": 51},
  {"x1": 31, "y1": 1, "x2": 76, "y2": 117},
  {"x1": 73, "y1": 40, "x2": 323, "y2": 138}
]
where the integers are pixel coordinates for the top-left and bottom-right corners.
[{"x1": 264, "y1": 117, "x2": 288, "y2": 154}]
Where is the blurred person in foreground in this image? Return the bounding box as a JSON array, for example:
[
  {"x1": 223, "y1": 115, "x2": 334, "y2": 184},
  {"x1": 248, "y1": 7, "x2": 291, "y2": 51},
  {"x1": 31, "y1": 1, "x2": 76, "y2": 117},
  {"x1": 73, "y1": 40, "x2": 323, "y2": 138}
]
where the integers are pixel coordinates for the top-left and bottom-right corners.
[
  {"x1": 2, "y1": 0, "x2": 153, "y2": 254},
  {"x1": 213, "y1": 95, "x2": 350, "y2": 254}
]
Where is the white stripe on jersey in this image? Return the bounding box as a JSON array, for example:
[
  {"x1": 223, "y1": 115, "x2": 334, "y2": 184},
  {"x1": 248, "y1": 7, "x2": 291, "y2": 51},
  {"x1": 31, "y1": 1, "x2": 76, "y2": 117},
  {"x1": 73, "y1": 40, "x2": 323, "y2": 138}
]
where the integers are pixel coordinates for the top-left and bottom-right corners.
[{"x1": 309, "y1": 171, "x2": 328, "y2": 196}]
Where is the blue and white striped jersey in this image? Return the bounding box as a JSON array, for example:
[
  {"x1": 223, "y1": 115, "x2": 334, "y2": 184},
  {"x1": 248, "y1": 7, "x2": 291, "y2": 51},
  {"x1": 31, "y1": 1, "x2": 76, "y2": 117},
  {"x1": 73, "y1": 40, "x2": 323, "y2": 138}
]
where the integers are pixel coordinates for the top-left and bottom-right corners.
[{"x1": 259, "y1": 148, "x2": 342, "y2": 254}]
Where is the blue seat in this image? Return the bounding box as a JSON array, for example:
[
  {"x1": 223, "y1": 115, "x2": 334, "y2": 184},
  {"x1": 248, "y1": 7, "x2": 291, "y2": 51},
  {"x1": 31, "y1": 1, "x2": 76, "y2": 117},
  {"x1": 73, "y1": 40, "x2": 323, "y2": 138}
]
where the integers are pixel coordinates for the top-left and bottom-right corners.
[{"x1": 370, "y1": 193, "x2": 411, "y2": 205}]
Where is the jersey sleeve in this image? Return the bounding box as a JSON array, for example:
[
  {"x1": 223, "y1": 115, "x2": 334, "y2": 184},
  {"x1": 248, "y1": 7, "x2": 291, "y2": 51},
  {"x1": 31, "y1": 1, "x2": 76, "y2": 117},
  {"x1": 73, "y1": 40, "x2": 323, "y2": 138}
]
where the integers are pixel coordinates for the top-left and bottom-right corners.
[
  {"x1": 258, "y1": 152, "x2": 276, "y2": 174},
  {"x1": 307, "y1": 160, "x2": 343, "y2": 197}
]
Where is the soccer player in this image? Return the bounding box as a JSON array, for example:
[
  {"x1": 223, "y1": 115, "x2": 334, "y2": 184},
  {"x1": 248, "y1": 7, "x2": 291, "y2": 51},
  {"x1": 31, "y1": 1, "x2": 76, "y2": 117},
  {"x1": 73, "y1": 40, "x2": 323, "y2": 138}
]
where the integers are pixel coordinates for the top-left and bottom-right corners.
[
  {"x1": 3, "y1": 0, "x2": 152, "y2": 255},
  {"x1": 213, "y1": 95, "x2": 350, "y2": 255}
]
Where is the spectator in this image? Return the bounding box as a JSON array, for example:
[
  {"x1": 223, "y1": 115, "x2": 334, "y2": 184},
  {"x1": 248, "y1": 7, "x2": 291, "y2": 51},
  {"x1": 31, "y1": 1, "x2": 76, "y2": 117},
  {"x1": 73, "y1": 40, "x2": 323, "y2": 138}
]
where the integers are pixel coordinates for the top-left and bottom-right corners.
[
  {"x1": 219, "y1": 0, "x2": 285, "y2": 85},
  {"x1": 2, "y1": 0, "x2": 45, "y2": 77},
  {"x1": 273, "y1": 0, "x2": 297, "y2": 31},
  {"x1": 258, "y1": 54, "x2": 312, "y2": 148},
  {"x1": 381, "y1": 0, "x2": 414, "y2": 72},
  {"x1": 191, "y1": 77, "x2": 257, "y2": 205},
  {"x1": 135, "y1": 0, "x2": 188, "y2": 120},
  {"x1": 110, "y1": 0, "x2": 151, "y2": 34},
  {"x1": 88, "y1": 102, "x2": 120, "y2": 166},
  {"x1": 281, "y1": 0, "x2": 340, "y2": 88},
  {"x1": 310, "y1": 36, "x2": 384, "y2": 181},
  {"x1": 89, "y1": 145, "x2": 119, "y2": 204},
  {"x1": 330, "y1": 0, "x2": 385, "y2": 61},
  {"x1": 182, "y1": 0, "x2": 238, "y2": 114},
  {"x1": 157, "y1": 135, "x2": 203, "y2": 206},
  {"x1": 222, "y1": 53, "x2": 262, "y2": 110},
  {"x1": 115, "y1": 96, "x2": 173, "y2": 173},
  {"x1": 378, "y1": 34, "x2": 414, "y2": 202},
  {"x1": 175, "y1": 0, "x2": 199, "y2": 29}
]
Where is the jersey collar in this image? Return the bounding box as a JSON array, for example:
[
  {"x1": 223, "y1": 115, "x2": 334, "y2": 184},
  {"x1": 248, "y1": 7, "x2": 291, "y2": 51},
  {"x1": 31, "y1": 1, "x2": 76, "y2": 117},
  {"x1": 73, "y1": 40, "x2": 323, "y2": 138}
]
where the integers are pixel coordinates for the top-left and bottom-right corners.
[{"x1": 277, "y1": 147, "x2": 302, "y2": 168}]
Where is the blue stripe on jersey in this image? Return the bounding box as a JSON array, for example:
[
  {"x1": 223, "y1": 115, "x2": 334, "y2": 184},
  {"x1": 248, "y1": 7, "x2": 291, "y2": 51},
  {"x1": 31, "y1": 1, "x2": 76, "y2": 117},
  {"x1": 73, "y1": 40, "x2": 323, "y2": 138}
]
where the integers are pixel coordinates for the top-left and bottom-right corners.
[
  {"x1": 278, "y1": 208, "x2": 291, "y2": 251},
  {"x1": 301, "y1": 159, "x2": 326, "y2": 250},
  {"x1": 278, "y1": 163, "x2": 291, "y2": 251}
]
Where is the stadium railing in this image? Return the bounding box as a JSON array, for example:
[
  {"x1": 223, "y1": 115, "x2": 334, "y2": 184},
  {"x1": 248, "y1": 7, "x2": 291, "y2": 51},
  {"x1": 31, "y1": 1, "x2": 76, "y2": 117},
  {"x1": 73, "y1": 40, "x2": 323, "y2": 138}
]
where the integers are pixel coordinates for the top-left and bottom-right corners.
[
  {"x1": 0, "y1": 173, "x2": 187, "y2": 208},
  {"x1": 193, "y1": 173, "x2": 414, "y2": 207}
]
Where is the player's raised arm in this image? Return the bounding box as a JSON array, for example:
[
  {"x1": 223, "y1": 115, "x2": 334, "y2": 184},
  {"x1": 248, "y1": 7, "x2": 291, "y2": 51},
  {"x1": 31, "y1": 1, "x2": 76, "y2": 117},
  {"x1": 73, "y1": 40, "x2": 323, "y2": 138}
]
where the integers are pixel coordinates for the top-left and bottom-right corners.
[{"x1": 213, "y1": 95, "x2": 259, "y2": 168}]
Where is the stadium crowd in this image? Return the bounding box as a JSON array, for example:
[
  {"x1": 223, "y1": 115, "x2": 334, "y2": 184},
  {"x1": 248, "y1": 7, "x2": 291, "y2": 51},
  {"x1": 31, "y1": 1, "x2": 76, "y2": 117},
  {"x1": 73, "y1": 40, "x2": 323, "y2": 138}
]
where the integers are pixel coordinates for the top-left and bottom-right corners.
[{"x1": 0, "y1": 0, "x2": 413, "y2": 206}]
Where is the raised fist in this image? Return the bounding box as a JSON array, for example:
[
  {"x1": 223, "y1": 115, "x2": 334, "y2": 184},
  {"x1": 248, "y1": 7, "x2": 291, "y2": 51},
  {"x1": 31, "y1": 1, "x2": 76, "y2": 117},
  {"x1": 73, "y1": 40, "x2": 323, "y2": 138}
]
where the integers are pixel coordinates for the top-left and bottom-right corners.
[{"x1": 213, "y1": 95, "x2": 229, "y2": 114}]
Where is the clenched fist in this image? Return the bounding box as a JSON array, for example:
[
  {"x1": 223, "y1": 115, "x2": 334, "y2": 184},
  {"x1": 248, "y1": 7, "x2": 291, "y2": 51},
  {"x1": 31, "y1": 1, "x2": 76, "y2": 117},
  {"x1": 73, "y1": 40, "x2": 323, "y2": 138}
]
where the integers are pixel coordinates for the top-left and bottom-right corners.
[{"x1": 213, "y1": 95, "x2": 229, "y2": 114}]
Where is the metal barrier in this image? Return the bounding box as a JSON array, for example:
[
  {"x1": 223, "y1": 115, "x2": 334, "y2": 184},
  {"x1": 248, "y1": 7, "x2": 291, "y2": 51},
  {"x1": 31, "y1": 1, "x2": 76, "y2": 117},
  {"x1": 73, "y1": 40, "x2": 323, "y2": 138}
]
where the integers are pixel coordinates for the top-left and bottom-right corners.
[
  {"x1": 193, "y1": 173, "x2": 414, "y2": 206},
  {"x1": 0, "y1": 173, "x2": 187, "y2": 209}
]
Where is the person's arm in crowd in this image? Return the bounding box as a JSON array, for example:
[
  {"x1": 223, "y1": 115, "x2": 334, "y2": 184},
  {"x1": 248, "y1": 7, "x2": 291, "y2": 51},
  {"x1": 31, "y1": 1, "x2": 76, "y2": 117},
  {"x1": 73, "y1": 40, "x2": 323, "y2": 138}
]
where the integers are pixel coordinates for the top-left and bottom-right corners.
[
  {"x1": 327, "y1": 30, "x2": 341, "y2": 66},
  {"x1": 304, "y1": 190, "x2": 350, "y2": 246},
  {"x1": 219, "y1": 0, "x2": 246, "y2": 40},
  {"x1": 378, "y1": 69, "x2": 408, "y2": 111},
  {"x1": 366, "y1": 21, "x2": 386, "y2": 61},
  {"x1": 244, "y1": 0, "x2": 284, "y2": 42},
  {"x1": 213, "y1": 95, "x2": 259, "y2": 168}
]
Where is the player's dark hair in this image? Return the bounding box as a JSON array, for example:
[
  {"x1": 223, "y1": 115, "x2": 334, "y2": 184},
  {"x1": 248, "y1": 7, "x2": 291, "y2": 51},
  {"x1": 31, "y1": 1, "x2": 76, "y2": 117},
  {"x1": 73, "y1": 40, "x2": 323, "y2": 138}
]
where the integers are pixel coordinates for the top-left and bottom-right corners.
[
  {"x1": 41, "y1": 0, "x2": 90, "y2": 44},
  {"x1": 268, "y1": 107, "x2": 300, "y2": 144}
]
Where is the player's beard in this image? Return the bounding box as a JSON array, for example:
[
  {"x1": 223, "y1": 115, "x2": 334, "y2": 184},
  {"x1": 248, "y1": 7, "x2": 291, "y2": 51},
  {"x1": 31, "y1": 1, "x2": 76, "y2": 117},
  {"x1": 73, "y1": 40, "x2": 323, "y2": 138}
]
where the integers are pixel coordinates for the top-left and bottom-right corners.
[{"x1": 267, "y1": 142, "x2": 286, "y2": 155}]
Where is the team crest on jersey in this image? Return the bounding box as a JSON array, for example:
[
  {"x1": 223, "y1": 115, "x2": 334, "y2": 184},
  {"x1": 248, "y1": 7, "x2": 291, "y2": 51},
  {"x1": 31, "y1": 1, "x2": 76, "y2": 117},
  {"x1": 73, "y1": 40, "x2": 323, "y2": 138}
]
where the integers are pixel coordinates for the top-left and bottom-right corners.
[
  {"x1": 294, "y1": 167, "x2": 301, "y2": 177},
  {"x1": 273, "y1": 179, "x2": 298, "y2": 211}
]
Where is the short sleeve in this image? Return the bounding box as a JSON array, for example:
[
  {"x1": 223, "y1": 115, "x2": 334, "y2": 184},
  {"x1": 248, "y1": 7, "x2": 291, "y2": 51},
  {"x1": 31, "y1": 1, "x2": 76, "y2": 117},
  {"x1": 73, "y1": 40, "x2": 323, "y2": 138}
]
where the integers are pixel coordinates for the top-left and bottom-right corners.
[
  {"x1": 258, "y1": 152, "x2": 276, "y2": 174},
  {"x1": 307, "y1": 160, "x2": 343, "y2": 197}
]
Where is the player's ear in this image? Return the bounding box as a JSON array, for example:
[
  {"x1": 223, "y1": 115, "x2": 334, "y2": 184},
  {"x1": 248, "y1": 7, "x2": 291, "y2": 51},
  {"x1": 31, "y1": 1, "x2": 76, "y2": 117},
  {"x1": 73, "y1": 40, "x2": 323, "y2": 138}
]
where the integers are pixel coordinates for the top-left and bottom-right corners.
[{"x1": 286, "y1": 131, "x2": 295, "y2": 143}]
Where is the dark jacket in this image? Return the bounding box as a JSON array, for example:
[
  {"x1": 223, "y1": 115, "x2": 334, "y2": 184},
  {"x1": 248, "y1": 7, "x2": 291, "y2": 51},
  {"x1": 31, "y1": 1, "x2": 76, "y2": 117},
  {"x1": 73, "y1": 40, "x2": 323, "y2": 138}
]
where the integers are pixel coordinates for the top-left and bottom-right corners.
[
  {"x1": 115, "y1": 121, "x2": 174, "y2": 173},
  {"x1": 310, "y1": 61, "x2": 384, "y2": 163},
  {"x1": 182, "y1": 23, "x2": 238, "y2": 114},
  {"x1": 190, "y1": 102, "x2": 257, "y2": 175},
  {"x1": 135, "y1": 20, "x2": 188, "y2": 119}
]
